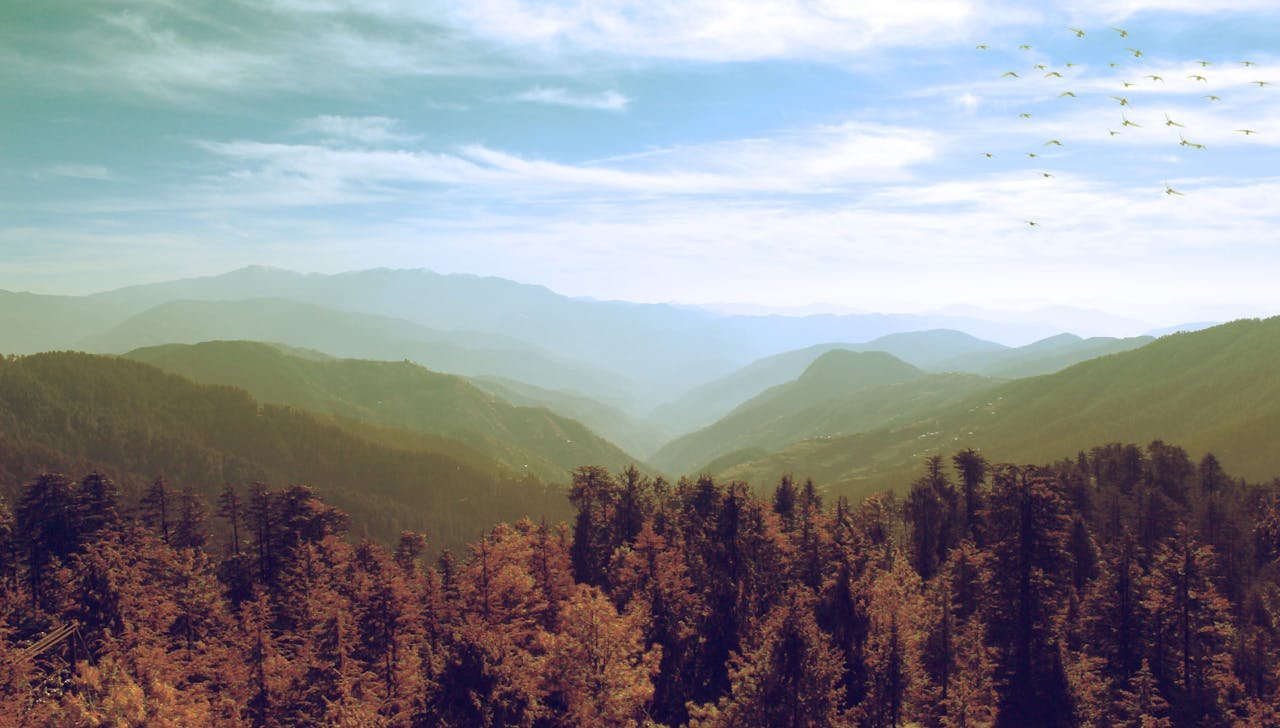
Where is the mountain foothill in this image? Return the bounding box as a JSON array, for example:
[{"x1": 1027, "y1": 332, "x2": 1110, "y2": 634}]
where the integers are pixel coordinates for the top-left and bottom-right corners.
[{"x1": 2, "y1": 265, "x2": 1275, "y2": 544}]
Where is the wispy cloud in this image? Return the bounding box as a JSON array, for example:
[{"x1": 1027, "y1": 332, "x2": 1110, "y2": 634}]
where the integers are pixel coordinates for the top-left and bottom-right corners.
[
  {"x1": 38, "y1": 164, "x2": 117, "y2": 181},
  {"x1": 510, "y1": 87, "x2": 630, "y2": 111},
  {"x1": 294, "y1": 116, "x2": 420, "y2": 146},
  {"x1": 188, "y1": 121, "x2": 938, "y2": 207}
]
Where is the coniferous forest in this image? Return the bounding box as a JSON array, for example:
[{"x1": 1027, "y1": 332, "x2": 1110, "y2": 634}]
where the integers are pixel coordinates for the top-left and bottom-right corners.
[{"x1": 3, "y1": 443, "x2": 1279, "y2": 726}]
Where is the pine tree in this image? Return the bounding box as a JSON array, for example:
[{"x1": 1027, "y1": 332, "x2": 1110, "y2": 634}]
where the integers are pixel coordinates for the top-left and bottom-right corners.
[
  {"x1": 1113, "y1": 658, "x2": 1173, "y2": 728},
  {"x1": 1140, "y1": 526, "x2": 1243, "y2": 725},
  {"x1": 76, "y1": 471, "x2": 120, "y2": 539},
  {"x1": 689, "y1": 588, "x2": 848, "y2": 728},
  {"x1": 860, "y1": 555, "x2": 933, "y2": 728},
  {"x1": 983, "y1": 465, "x2": 1074, "y2": 728},
  {"x1": 217, "y1": 483, "x2": 243, "y2": 556},
  {"x1": 172, "y1": 486, "x2": 208, "y2": 550},
  {"x1": 140, "y1": 476, "x2": 172, "y2": 545},
  {"x1": 542, "y1": 583, "x2": 660, "y2": 727},
  {"x1": 953, "y1": 448, "x2": 988, "y2": 544}
]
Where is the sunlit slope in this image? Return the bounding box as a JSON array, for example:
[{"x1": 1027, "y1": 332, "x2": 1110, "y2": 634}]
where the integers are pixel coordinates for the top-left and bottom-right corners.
[
  {"x1": 125, "y1": 341, "x2": 644, "y2": 483},
  {"x1": 656, "y1": 350, "x2": 995, "y2": 475},
  {"x1": 721, "y1": 318, "x2": 1280, "y2": 496},
  {"x1": 0, "y1": 351, "x2": 569, "y2": 548}
]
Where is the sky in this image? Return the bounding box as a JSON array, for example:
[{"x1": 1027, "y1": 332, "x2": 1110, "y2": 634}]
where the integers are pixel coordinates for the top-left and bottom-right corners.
[{"x1": 2, "y1": 0, "x2": 1278, "y2": 321}]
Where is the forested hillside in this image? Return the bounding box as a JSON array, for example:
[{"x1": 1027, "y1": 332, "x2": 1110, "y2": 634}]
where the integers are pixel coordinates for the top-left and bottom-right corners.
[
  {"x1": 3, "y1": 442, "x2": 1278, "y2": 725},
  {"x1": 722, "y1": 317, "x2": 1280, "y2": 499},
  {"x1": 125, "y1": 341, "x2": 644, "y2": 482},
  {"x1": 654, "y1": 350, "x2": 995, "y2": 474},
  {"x1": 0, "y1": 352, "x2": 568, "y2": 548}
]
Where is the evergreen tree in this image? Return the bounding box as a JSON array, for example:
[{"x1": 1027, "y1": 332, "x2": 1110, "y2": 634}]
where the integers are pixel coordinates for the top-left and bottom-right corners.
[
  {"x1": 953, "y1": 448, "x2": 988, "y2": 544},
  {"x1": 689, "y1": 588, "x2": 848, "y2": 728},
  {"x1": 172, "y1": 486, "x2": 208, "y2": 550},
  {"x1": 139, "y1": 476, "x2": 172, "y2": 545},
  {"x1": 983, "y1": 465, "x2": 1074, "y2": 728}
]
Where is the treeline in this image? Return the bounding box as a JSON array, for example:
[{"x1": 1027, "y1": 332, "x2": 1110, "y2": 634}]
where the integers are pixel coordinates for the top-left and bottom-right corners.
[{"x1": 2, "y1": 441, "x2": 1280, "y2": 726}]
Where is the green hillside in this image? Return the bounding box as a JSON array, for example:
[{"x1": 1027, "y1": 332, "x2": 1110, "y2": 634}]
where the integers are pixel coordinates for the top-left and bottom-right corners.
[
  {"x1": 654, "y1": 350, "x2": 977, "y2": 474},
  {"x1": 651, "y1": 330, "x2": 1005, "y2": 435},
  {"x1": 720, "y1": 317, "x2": 1280, "y2": 499},
  {"x1": 125, "y1": 340, "x2": 643, "y2": 483},
  {"x1": 0, "y1": 351, "x2": 570, "y2": 549}
]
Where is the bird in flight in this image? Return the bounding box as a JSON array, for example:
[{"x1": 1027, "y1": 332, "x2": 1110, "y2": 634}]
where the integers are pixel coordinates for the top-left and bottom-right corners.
[
  {"x1": 1044, "y1": 140, "x2": 1063, "y2": 146},
  {"x1": 1179, "y1": 134, "x2": 1206, "y2": 149},
  {"x1": 1146, "y1": 74, "x2": 1164, "y2": 82},
  {"x1": 1001, "y1": 71, "x2": 1020, "y2": 78},
  {"x1": 1019, "y1": 113, "x2": 1033, "y2": 119},
  {"x1": 1127, "y1": 48, "x2": 1143, "y2": 58},
  {"x1": 1066, "y1": 62, "x2": 1078, "y2": 68},
  {"x1": 1111, "y1": 96, "x2": 1131, "y2": 106},
  {"x1": 1254, "y1": 81, "x2": 1271, "y2": 87},
  {"x1": 1108, "y1": 130, "x2": 1122, "y2": 136},
  {"x1": 1164, "y1": 184, "x2": 1184, "y2": 196},
  {"x1": 1026, "y1": 152, "x2": 1038, "y2": 158},
  {"x1": 1236, "y1": 129, "x2": 1258, "y2": 135},
  {"x1": 1188, "y1": 74, "x2": 1208, "y2": 82},
  {"x1": 1195, "y1": 60, "x2": 1212, "y2": 67},
  {"x1": 1069, "y1": 27, "x2": 1086, "y2": 38},
  {"x1": 1041, "y1": 172, "x2": 1054, "y2": 178},
  {"x1": 1026, "y1": 220, "x2": 1039, "y2": 227},
  {"x1": 1019, "y1": 44, "x2": 1033, "y2": 50},
  {"x1": 1165, "y1": 113, "x2": 1185, "y2": 128},
  {"x1": 1060, "y1": 91, "x2": 1077, "y2": 97},
  {"x1": 1113, "y1": 27, "x2": 1129, "y2": 38},
  {"x1": 1045, "y1": 71, "x2": 1062, "y2": 78},
  {"x1": 976, "y1": 44, "x2": 989, "y2": 50},
  {"x1": 1122, "y1": 115, "x2": 1141, "y2": 127},
  {"x1": 1203, "y1": 94, "x2": 1221, "y2": 102},
  {"x1": 982, "y1": 152, "x2": 996, "y2": 157},
  {"x1": 1034, "y1": 64, "x2": 1048, "y2": 70},
  {"x1": 1109, "y1": 62, "x2": 1120, "y2": 68},
  {"x1": 1122, "y1": 81, "x2": 1136, "y2": 88},
  {"x1": 1241, "y1": 60, "x2": 1257, "y2": 67}
]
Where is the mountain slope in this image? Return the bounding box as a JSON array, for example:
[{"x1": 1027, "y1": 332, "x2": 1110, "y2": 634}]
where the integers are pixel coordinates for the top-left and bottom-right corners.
[
  {"x1": 469, "y1": 375, "x2": 670, "y2": 459},
  {"x1": 654, "y1": 350, "x2": 959, "y2": 475},
  {"x1": 125, "y1": 340, "x2": 643, "y2": 483},
  {"x1": 935, "y1": 333, "x2": 1154, "y2": 379},
  {"x1": 651, "y1": 330, "x2": 1005, "y2": 434},
  {"x1": 720, "y1": 317, "x2": 1280, "y2": 498},
  {"x1": 0, "y1": 352, "x2": 569, "y2": 549},
  {"x1": 80, "y1": 298, "x2": 628, "y2": 401}
]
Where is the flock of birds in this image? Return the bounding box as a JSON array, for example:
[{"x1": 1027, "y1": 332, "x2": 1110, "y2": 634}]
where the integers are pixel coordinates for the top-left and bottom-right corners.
[{"x1": 974, "y1": 25, "x2": 1270, "y2": 227}]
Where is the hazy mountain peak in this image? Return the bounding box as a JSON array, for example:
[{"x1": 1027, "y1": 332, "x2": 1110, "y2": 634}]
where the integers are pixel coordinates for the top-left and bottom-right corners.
[{"x1": 798, "y1": 349, "x2": 922, "y2": 388}]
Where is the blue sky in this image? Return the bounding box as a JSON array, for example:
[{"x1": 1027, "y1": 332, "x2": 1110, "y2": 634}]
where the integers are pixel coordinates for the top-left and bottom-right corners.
[{"x1": 2, "y1": 0, "x2": 1278, "y2": 323}]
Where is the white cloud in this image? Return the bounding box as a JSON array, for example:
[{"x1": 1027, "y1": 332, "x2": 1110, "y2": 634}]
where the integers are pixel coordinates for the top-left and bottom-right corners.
[
  {"x1": 436, "y1": 0, "x2": 1027, "y2": 62},
  {"x1": 191, "y1": 121, "x2": 938, "y2": 206},
  {"x1": 295, "y1": 115, "x2": 420, "y2": 145},
  {"x1": 511, "y1": 87, "x2": 630, "y2": 111},
  {"x1": 1068, "y1": 0, "x2": 1280, "y2": 22}
]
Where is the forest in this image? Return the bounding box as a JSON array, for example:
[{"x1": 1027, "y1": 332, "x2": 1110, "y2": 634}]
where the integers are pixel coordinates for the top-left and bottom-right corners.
[{"x1": 3, "y1": 441, "x2": 1279, "y2": 726}]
